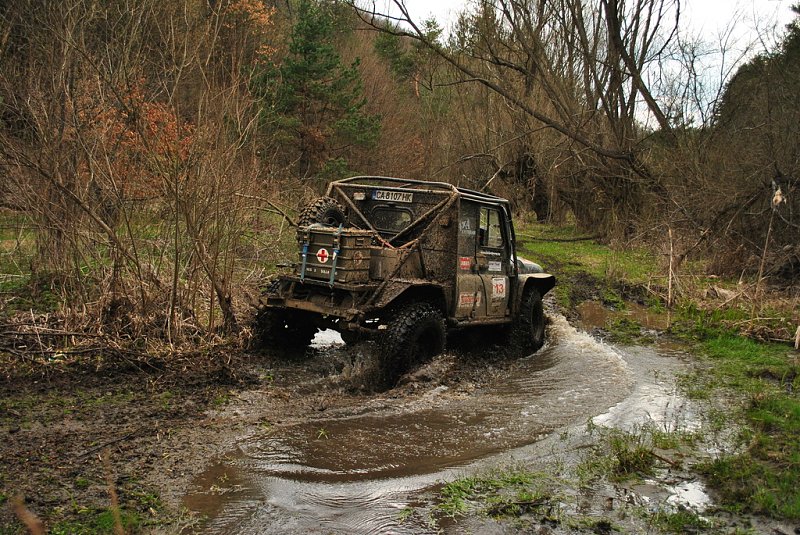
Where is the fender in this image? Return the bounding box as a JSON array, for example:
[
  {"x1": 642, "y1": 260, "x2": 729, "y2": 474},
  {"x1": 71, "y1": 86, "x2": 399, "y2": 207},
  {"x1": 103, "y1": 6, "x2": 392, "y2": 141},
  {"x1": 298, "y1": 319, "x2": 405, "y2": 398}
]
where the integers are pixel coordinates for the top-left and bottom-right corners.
[
  {"x1": 514, "y1": 273, "x2": 556, "y2": 308},
  {"x1": 371, "y1": 280, "x2": 450, "y2": 314}
]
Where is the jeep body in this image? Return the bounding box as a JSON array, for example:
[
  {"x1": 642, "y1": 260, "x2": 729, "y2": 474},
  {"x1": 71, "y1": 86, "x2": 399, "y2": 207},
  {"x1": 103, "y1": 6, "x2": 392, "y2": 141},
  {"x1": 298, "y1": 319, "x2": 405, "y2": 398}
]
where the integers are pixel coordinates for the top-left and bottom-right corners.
[{"x1": 258, "y1": 176, "x2": 555, "y2": 341}]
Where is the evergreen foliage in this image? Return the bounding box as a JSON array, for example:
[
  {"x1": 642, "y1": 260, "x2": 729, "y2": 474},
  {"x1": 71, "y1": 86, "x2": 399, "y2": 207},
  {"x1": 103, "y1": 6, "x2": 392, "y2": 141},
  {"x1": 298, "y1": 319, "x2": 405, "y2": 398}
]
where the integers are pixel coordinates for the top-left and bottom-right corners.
[{"x1": 251, "y1": 0, "x2": 379, "y2": 179}]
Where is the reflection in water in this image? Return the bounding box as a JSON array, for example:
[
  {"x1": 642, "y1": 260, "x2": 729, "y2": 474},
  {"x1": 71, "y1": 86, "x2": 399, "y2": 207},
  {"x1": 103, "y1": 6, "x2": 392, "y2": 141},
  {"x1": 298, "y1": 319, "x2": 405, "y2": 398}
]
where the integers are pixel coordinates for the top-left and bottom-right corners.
[
  {"x1": 185, "y1": 315, "x2": 696, "y2": 534},
  {"x1": 666, "y1": 480, "x2": 713, "y2": 511}
]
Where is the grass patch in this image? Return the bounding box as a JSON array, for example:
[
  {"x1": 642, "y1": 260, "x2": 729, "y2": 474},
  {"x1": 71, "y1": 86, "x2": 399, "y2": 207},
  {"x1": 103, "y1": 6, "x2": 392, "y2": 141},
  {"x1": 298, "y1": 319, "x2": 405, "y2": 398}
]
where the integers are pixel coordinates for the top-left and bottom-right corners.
[
  {"x1": 698, "y1": 453, "x2": 800, "y2": 519},
  {"x1": 702, "y1": 336, "x2": 793, "y2": 386},
  {"x1": 578, "y1": 424, "x2": 694, "y2": 485},
  {"x1": 516, "y1": 224, "x2": 658, "y2": 284},
  {"x1": 718, "y1": 388, "x2": 800, "y2": 519},
  {"x1": 670, "y1": 303, "x2": 749, "y2": 340},
  {"x1": 650, "y1": 509, "x2": 711, "y2": 533},
  {"x1": 515, "y1": 222, "x2": 661, "y2": 310},
  {"x1": 673, "y1": 319, "x2": 800, "y2": 519},
  {"x1": 605, "y1": 317, "x2": 645, "y2": 344},
  {"x1": 50, "y1": 508, "x2": 142, "y2": 535},
  {"x1": 435, "y1": 468, "x2": 557, "y2": 521},
  {"x1": 608, "y1": 431, "x2": 656, "y2": 478}
]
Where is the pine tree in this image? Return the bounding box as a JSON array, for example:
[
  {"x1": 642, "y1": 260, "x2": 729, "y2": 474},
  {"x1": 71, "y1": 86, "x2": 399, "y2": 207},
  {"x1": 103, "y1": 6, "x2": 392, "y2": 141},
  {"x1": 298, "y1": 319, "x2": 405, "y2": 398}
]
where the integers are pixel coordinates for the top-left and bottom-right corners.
[{"x1": 251, "y1": 0, "x2": 379, "y2": 179}]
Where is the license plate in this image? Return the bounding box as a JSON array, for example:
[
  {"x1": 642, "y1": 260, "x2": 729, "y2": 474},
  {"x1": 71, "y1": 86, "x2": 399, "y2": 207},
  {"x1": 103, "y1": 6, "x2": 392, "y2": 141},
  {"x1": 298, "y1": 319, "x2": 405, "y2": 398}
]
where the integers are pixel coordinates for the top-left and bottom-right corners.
[{"x1": 372, "y1": 190, "x2": 413, "y2": 203}]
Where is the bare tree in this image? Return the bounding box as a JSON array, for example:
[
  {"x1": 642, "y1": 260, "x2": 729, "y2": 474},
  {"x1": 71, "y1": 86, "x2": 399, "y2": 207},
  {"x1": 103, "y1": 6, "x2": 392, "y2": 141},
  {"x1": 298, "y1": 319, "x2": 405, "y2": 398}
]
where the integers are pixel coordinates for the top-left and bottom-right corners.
[
  {"x1": 350, "y1": 0, "x2": 681, "y2": 233},
  {"x1": 0, "y1": 0, "x2": 277, "y2": 338}
]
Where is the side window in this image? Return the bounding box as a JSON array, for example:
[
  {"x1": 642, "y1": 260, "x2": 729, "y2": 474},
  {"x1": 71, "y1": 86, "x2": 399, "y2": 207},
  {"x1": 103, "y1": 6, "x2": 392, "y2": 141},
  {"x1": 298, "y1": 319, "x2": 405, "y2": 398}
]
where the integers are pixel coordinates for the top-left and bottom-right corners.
[{"x1": 479, "y1": 207, "x2": 504, "y2": 249}]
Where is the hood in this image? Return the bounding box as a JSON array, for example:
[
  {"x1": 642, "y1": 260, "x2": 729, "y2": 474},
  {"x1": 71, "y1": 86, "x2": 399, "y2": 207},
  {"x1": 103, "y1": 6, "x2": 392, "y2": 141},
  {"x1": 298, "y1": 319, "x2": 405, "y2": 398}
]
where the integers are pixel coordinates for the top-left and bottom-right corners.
[{"x1": 516, "y1": 256, "x2": 544, "y2": 274}]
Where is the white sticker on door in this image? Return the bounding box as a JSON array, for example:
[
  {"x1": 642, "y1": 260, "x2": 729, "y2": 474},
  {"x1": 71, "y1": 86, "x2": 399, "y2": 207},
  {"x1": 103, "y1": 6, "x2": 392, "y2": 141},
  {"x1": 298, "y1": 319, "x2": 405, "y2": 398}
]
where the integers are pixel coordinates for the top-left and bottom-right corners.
[
  {"x1": 491, "y1": 277, "x2": 507, "y2": 299},
  {"x1": 488, "y1": 260, "x2": 502, "y2": 272}
]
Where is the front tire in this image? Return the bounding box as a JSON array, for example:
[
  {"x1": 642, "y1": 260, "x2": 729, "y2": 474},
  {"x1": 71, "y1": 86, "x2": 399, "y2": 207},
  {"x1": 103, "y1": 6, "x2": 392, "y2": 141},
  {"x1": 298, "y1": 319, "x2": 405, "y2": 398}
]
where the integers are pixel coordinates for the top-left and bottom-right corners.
[
  {"x1": 379, "y1": 302, "x2": 446, "y2": 387},
  {"x1": 512, "y1": 288, "x2": 546, "y2": 352}
]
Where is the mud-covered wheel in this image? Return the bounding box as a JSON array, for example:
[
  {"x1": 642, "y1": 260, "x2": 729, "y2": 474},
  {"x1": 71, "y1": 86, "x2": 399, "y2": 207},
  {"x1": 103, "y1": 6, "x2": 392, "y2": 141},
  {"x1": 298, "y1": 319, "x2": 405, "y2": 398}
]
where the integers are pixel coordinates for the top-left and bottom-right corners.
[
  {"x1": 379, "y1": 302, "x2": 446, "y2": 387},
  {"x1": 298, "y1": 196, "x2": 347, "y2": 227},
  {"x1": 252, "y1": 307, "x2": 317, "y2": 350},
  {"x1": 340, "y1": 330, "x2": 361, "y2": 345},
  {"x1": 511, "y1": 288, "x2": 545, "y2": 352}
]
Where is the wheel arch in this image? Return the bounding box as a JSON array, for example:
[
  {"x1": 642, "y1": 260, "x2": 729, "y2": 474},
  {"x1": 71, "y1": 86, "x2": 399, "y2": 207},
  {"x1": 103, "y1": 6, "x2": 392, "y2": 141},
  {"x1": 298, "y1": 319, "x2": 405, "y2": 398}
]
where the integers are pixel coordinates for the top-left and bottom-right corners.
[
  {"x1": 515, "y1": 273, "x2": 556, "y2": 307},
  {"x1": 374, "y1": 282, "x2": 449, "y2": 316}
]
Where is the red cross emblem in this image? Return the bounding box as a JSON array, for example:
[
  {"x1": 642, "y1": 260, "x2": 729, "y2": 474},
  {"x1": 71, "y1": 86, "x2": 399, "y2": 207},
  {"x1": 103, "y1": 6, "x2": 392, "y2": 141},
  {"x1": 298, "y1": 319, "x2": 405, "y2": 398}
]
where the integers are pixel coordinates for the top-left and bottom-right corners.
[{"x1": 316, "y1": 248, "x2": 330, "y2": 263}]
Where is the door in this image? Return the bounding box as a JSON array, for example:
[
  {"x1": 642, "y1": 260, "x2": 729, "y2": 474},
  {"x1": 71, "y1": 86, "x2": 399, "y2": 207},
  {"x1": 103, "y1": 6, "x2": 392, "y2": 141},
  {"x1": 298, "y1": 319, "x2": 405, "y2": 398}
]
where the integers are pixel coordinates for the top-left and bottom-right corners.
[
  {"x1": 476, "y1": 206, "x2": 510, "y2": 317},
  {"x1": 455, "y1": 201, "x2": 484, "y2": 319},
  {"x1": 455, "y1": 202, "x2": 511, "y2": 320}
]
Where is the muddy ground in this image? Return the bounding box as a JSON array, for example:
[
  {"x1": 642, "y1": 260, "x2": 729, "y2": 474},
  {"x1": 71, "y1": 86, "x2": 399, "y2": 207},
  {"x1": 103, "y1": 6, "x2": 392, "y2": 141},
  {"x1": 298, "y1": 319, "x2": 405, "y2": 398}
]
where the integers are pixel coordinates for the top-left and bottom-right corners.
[
  {"x1": 2, "y1": 282, "x2": 798, "y2": 534},
  {"x1": 0, "y1": 319, "x2": 542, "y2": 533}
]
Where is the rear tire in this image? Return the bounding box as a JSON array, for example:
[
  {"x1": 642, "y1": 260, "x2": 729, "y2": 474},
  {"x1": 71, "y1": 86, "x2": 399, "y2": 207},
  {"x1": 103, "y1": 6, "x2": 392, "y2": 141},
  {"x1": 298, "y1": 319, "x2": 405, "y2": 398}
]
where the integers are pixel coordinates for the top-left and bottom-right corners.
[
  {"x1": 340, "y1": 330, "x2": 361, "y2": 345},
  {"x1": 298, "y1": 197, "x2": 346, "y2": 227},
  {"x1": 511, "y1": 288, "x2": 545, "y2": 352},
  {"x1": 379, "y1": 302, "x2": 446, "y2": 388},
  {"x1": 253, "y1": 308, "x2": 317, "y2": 350}
]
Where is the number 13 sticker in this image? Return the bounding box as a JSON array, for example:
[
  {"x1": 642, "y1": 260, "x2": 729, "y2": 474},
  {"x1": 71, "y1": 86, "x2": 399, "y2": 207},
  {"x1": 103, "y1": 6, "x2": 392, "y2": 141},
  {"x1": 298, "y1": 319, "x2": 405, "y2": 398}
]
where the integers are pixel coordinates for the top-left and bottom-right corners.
[{"x1": 491, "y1": 277, "x2": 507, "y2": 299}]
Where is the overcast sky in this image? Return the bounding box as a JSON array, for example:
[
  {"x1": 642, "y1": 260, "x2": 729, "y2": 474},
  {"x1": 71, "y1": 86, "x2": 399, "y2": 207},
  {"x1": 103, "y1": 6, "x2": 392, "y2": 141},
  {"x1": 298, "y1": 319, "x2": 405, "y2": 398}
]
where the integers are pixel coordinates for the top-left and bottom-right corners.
[
  {"x1": 383, "y1": 0, "x2": 796, "y2": 52},
  {"x1": 366, "y1": 0, "x2": 796, "y2": 124}
]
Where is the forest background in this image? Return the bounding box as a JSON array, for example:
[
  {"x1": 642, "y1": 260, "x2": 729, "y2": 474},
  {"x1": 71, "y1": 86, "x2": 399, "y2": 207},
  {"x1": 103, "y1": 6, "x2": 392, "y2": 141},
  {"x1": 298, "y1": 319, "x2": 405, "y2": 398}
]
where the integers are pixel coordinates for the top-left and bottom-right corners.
[{"x1": 0, "y1": 0, "x2": 798, "y2": 341}]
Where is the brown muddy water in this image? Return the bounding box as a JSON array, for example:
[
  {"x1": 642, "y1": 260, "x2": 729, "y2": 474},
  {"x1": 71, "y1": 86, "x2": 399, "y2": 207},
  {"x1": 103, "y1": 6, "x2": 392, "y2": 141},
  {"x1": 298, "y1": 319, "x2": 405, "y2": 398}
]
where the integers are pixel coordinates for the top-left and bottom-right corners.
[
  {"x1": 184, "y1": 315, "x2": 706, "y2": 534},
  {"x1": 576, "y1": 300, "x2": 671, "y2": 333}
]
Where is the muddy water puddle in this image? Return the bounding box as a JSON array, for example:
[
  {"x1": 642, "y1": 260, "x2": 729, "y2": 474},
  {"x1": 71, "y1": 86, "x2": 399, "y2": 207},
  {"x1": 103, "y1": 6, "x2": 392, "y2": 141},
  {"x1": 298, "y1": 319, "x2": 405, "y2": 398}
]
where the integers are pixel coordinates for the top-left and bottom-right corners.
[
  {"x1": 576, "y1": 300, "x2": 670, "y2": 332},
  {"x1": 185, "y1": 316, "x2": 699, "y2": 533}
]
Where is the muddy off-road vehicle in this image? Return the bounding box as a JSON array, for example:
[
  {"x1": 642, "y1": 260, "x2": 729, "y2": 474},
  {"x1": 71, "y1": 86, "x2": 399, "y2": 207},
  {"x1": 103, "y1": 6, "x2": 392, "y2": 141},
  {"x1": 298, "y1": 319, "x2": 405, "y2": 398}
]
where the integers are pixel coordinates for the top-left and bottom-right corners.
[{"x1": 254, "y1": 176, "x2": 555, "y2": 384}]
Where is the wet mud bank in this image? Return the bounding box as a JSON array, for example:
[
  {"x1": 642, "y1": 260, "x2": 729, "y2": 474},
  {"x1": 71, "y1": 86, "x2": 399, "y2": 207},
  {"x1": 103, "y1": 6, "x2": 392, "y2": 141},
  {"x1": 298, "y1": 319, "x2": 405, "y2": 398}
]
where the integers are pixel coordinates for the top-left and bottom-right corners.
[{"x1": 180, "y1": 314, "x2": 746, "y2": 534}]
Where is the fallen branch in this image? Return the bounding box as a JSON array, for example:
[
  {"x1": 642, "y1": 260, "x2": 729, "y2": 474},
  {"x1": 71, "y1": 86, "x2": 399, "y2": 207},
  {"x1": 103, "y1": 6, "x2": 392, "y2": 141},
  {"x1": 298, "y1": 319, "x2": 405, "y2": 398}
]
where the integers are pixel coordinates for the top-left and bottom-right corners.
[
  {"x1": 650, "y1": 450, "x2": 680, "y2": 468},
  {"x1": 715, "y1": 287, "x2": 751, "y2": 309},
  {"x1": 0, "y1": 330, "x2": 105, "y2": 338},
  {"x1": 78, "y1": 428, "x2": 142, "y2": 459},
  {"x1": 0, "y1": 347, "x2": 40, "y2": 363},
  {"x1": 517, "y1": 233, "x2": 601, "y2": 242},
  {"x1": 235, "y1": 193, "x2": 297, "y2": 228},
  {"x1": 102, "y1": 449, "x2": 125, "y2": 535},
  {"x1": 730, "y1": 317, "x2": 789, "y2": 325}
]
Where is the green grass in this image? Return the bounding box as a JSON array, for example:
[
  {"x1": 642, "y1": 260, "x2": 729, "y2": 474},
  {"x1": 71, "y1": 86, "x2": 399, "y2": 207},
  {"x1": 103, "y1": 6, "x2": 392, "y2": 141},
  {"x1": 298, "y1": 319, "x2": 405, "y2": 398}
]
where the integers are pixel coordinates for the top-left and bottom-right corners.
[
  {"x1": 701, "y1": 335, "x2": 795, "y2": 390},
  {"x1": 649, "y1": 509, "x2": 711, "y2": 533},
  {"x1": 605, "y1": 317, "x2": 647, "y2": 344},
  {"x1": 699, "y1": 452, "x2": 800, "y2": 519},
  {"x1": 676, "y1": 326, "x2": 800, "y2": 519},
  {"x1": 578, "y1": 427, "x2": 668, "y2": 484},
  {"x1": 515, "y1": 222, "x2": 661, "y2": 310},
  {"x1": 50, "y1": 508, "x2": 142, "y2": 535},
  {"x1": 435, "y1": 468, "x2": 556, "y2": 520},
  {"x1": 516, "y1": 224, "x2": 658, "y2": 283}
]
